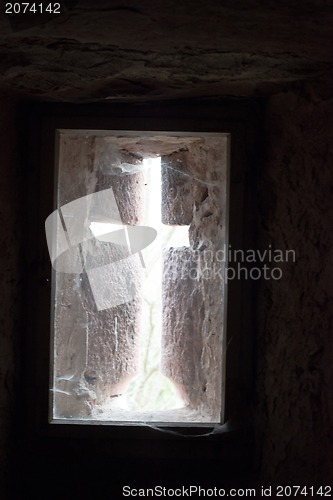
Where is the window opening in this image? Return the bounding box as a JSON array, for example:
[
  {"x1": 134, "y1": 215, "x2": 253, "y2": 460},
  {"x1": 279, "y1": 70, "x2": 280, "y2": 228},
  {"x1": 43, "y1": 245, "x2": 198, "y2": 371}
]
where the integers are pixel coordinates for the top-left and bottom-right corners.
[{"x1": 46, "y1": 132, "x2": 229, "y2": 424}]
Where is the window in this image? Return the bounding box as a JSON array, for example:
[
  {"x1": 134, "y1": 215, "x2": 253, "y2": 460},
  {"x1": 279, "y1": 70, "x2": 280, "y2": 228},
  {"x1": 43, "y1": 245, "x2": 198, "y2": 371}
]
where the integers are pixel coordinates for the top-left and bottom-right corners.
[
  {"x1": 25, "y1": 100, "x2": 255, "y2": 437},
  {"x1": 46, "y1": 131, "x2": 229, "y2": 425}
]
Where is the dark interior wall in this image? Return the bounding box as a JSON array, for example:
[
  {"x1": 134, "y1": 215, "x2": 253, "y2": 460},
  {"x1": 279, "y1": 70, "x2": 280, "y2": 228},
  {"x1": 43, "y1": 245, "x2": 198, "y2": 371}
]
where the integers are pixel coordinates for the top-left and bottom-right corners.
[
  {"x1": 0, "y1": 84, "x2": 330, "y2": 499},
  {"x1": 257, "y1": 83, "x2": 333, "y2": 485},
  {"x1": 0, "y1": 1, "x2": 332, "y2": 497},
  {"x1": 1, "y1": 1, "x2": 332, "y2": 100},
  {"x1": 0, "y1": 95, "x2": 21, "y2": 498}
]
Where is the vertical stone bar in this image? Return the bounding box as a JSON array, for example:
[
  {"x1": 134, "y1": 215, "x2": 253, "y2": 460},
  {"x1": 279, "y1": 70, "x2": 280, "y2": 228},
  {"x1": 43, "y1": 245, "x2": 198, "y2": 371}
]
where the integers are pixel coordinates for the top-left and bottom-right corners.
[
  {"x1": 161, "y1": 138, "x2": 227, "y2": 421},
  {"x1": 162, "y1": 248, "x2": 204, "y2": 407},
  {"x1": 162, "y1": 248, "x2": 224, "y2": 421},
  {"x1": 161, "y1": 155, "x2": 208, "y2": 225}
]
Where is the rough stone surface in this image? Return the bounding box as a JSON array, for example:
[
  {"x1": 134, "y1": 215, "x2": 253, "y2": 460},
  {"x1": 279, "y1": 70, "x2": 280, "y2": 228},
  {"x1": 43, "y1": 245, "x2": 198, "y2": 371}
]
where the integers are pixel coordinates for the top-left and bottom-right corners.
[
  {"x1": 0, "y1": 1, "x2": 333, "y2": 101},
  {"x1": 162, "y1": 248, "x2": 225, "y2": 421},
  {"x1": 162, "y1": 138, "x2": 228, "y2": 228},
  {"x1": 162, "y1": 138, "x2": 227, "y2": 421},
  {"x1": 162, "y1": 153, "x2": 208, "y2": 226},
  {"x1": 256, "y1": 85, "x2": 333, "y2": 485},
  {"x1": 53, "y1": 134, "x2": 144, "y2": 418}
]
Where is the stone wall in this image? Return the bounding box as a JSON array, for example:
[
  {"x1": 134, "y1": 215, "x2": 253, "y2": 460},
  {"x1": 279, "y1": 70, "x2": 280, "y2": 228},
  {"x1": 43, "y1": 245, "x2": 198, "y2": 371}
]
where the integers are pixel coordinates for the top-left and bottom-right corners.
[
  {"x1": 0, "y1": 1, "x2": 332, "y2": 101},
  {"x1": 256, "y1": 83, "x2": 333, "y2": 485},
  {"x1": 0, "y1": 83, "x2": 332, "y2": 495},
  {"x1": 0, "y1": 95, "x2": 21, "y2": 500},
  {"x1": 0, "y1": 0, "x2": 333, "y2": 479}
]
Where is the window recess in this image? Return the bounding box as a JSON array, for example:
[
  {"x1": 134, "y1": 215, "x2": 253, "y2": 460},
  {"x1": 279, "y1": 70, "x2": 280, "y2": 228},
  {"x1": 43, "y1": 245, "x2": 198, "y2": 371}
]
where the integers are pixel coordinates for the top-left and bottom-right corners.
[{"x1": 46, "y1": 131, "x2": 229, "y2": 425}]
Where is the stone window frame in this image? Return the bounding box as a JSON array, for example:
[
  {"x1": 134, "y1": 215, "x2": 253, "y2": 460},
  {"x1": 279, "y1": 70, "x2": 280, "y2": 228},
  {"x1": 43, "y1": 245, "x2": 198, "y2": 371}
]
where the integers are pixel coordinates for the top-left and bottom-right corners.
[{"x1": 23, "y1": 99, "x2": 258, "y2": 442}]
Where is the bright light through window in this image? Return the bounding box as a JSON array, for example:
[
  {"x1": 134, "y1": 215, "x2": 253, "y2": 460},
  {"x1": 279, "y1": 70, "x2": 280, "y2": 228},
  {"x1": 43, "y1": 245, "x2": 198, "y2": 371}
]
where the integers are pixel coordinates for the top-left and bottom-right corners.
[
  {"x1": 89, "y1": 157, "x2": 189, "y2": 414},
  {"x1": 49, "y1": 131, "x2": 228, "y2": 424}
]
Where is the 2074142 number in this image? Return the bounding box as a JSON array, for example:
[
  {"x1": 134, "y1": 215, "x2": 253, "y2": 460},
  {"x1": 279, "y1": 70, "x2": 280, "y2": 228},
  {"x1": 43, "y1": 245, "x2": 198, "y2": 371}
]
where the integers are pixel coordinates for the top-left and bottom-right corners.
[
  {"x1": 5, "y1": 3, "x2": 61, "y2": 14},
  {"x1": 276, "y1": 485, "x2": 332, "y2": 497}
]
